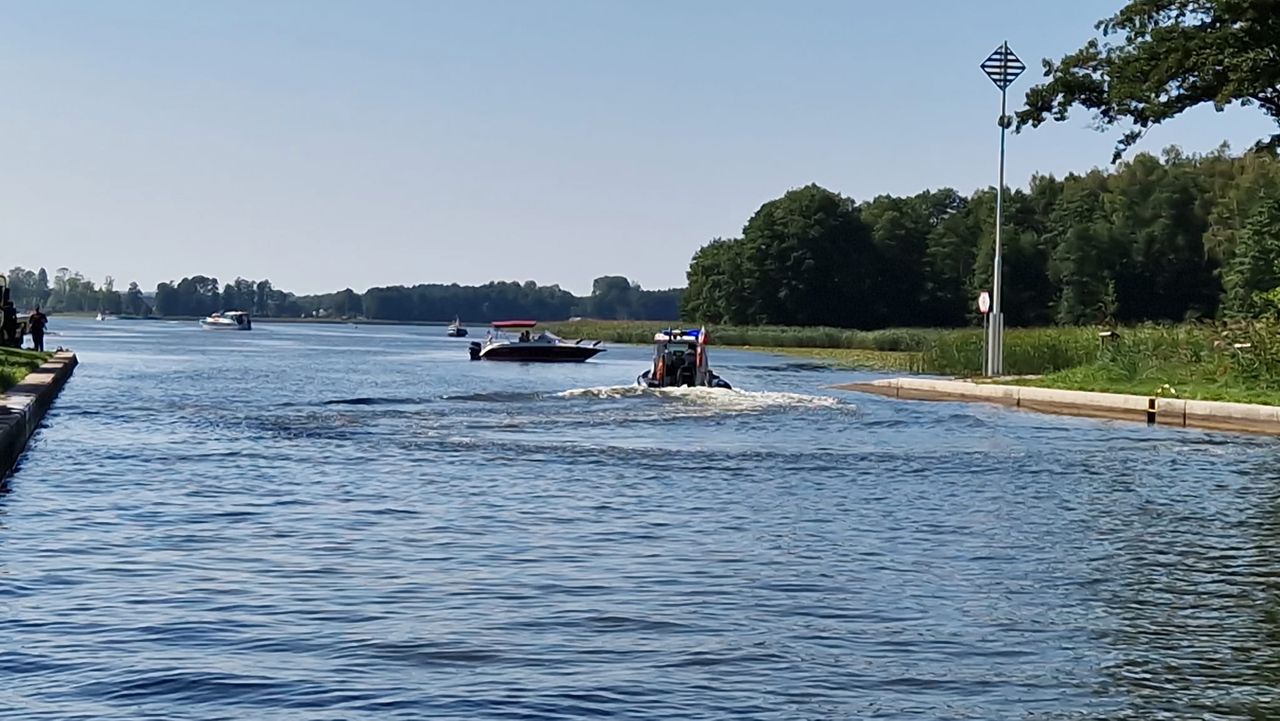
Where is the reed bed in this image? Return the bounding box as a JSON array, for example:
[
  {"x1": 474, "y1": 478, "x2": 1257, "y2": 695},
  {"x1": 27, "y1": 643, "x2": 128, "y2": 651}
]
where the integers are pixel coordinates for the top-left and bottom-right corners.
[{"x1": 546, "y1": 319, "x2": 1280, "y2": 403}]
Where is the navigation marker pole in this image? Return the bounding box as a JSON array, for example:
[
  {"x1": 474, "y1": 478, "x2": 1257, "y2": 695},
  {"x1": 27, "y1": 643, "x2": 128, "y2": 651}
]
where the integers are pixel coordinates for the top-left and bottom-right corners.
[{"x1": 980, "y1": 41, "x2": 1025, "y2": 377}]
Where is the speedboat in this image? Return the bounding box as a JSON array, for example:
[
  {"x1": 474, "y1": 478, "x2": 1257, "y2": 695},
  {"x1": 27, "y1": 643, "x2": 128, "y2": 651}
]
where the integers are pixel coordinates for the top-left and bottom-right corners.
[
  {"x1": 96, "y1": 311, "x2": 116, "y2": 321},
  {"x1": 447, "y1": 317, "x2": 468, "y2": 337},
  {"x1": 200, "y1": 310, "x2": 253, "y2": 330},
  {"x1": 468, "y1": 320, "x2": 604, "y2": 362},
  {"x1": 638, "y1": 327, "x2": 732, "y2": 389}
]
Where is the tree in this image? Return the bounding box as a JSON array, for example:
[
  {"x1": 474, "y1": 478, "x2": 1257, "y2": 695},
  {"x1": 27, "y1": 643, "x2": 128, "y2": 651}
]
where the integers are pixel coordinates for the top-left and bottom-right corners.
[
  {"x1": 154, "y1": 282, "x2": 178, "y2": 316},
  {"x1": 35, "y1": 267, "x2": 49, "y2": 306},
  {"x1": 1222, "y1": 197, "x2": 1280, "y2": 316},
  {"x1": 586, "y1": 276, "x2": 638, "y2": 319},
  {"x1": 254, "y1": 280, "x2": 273, "y2": 316},
  {"x1": 1046, "y1": 172, "x2": 1122, "y2": 324},
  {"x1": 126, "y1": 282, "x2": 147, "y2": 316},
  {"x1": 684, "y1": 238, "x2": 752, "y2": 324},
  {"x1": 1017, "y1": 0, "x2": 1280, "y2": 160},
  {"x1": 49, "y1": 268, "x2": 70, "y2": 311},
  {"x1": 98, "y1": 276, "x2": 123, "y2": 314},
  {"x1": 6, "y1": 267, "x2": 39, "y2": 308},
  {"x1": 861, "y1": 194, "x2": 930, "y2": 326},
  {"x1": 740, "y1": 184, "x2": 877, "y2": 327}
]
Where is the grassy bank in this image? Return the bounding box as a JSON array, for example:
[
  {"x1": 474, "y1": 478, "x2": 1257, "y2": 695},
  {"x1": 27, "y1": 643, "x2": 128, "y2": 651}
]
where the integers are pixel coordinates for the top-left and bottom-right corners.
[
  {"x1": 0, "y1": 348, "x2": 52, "y2": 391},
  {"x1": 548, "y1": 319, "x2": 1280, "y2": 405},
  {"x1": 546, "y1": 320, "x2": 1098, "y2": 375},
  {"x1": 1010, "y1": 323, "x2": 1280, "y2": 405}
]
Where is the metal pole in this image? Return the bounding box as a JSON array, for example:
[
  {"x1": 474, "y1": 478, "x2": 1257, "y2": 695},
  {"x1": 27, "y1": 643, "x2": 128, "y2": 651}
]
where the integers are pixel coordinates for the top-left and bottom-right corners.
[
  {"x1": 990, "y1": 41, "x2": 1010, "y2": 377},
  {"x1": 983, "y1": 311, "x2": 993, "y2": 379}
]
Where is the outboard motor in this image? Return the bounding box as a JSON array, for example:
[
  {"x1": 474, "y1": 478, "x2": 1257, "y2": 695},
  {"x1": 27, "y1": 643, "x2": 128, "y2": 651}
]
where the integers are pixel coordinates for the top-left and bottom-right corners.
[{"x1": 468, "y1": 341, "x2": 482, "y2": 361}]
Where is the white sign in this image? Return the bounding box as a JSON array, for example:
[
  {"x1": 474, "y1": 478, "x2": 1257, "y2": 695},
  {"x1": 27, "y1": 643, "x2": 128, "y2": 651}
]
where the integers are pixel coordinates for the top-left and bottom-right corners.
[{"x1": 978, "y1": 290, "x2": 991, "y2": 314}]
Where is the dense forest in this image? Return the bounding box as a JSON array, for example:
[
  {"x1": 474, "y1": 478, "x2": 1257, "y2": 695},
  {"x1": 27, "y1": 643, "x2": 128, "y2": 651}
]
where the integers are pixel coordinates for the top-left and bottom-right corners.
[{"x1": 683, "y1": 146, "x2": 1280, "y2": 328}]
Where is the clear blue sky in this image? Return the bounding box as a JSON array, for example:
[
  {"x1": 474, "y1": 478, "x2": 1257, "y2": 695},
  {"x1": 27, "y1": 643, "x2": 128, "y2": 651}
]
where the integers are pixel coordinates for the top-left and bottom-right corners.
[{"x1": 1, "y1": 1, "x2": 1274, "y2": 296}]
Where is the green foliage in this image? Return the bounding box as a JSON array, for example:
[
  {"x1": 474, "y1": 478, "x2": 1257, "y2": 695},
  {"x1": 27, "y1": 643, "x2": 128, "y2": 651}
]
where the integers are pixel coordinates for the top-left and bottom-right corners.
[
  {"x1": 1221, "y1": 197, "x2": 1280, "y2": 316},
  {"x1": 1016, "y1": 0, "x2": 1280, "y2": 160},
  {"x1": 685, "y1": 185, "x2": 878, "y2": 327},
  {"x1": 0, "y1": 347, "x2": 52, "y2": 392},
  {"x1": 546, "y1": 320, "x2": 945, "y2": 352},
  {"x1": 681, "y1": 147, "x2": 1280, "y2": 329},
  {"x1": 1025, "y1": 321, "x2": 1280, "y2": 404},
  {"x1": 151, "y1": 273, "x2": 676, "y2": 322},
  {"x1": 5, "y1": 267, "x2": 51, "y2": 309},
  {"x1": 124, "y1": 282, "x2": 149, "y2": 316}
]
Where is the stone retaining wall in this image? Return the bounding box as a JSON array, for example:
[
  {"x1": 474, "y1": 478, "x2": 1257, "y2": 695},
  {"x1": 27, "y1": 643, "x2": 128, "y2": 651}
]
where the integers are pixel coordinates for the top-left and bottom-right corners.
[
  {"x1": 0, "y1": 351, "x2": 78, "y2": 478},
  {"x1": 837, "y1": 377, "x2": 1280, "y2": 435}
]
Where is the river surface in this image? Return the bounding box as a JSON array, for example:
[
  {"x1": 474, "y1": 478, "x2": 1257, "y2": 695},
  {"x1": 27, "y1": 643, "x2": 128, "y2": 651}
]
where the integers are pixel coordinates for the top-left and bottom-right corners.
[{"x1": 4, "y1": 319, "x2": 1280, "y2": 720}]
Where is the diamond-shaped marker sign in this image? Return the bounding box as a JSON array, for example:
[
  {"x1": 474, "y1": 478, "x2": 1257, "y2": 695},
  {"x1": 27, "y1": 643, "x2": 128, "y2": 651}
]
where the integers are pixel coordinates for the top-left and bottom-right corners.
[{"x1": 981, "y1": 43, "x2": 1025, "y2": 91}]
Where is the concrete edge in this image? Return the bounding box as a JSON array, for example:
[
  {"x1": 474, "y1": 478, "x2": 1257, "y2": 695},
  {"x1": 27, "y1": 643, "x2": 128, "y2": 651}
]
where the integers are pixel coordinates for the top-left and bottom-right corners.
[
  {"x1": 834, "y1": 377, "x2": 1280, "y2": 435},
  {"x1": 0, "y1": 351, "x2": 78, "y2": 479}
]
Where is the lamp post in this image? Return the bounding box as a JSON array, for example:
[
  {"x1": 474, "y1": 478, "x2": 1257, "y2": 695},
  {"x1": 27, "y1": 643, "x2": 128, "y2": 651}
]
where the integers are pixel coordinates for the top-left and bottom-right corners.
[{"x1": 980, "y1": 41, "x2": 1024, "y2": 377}]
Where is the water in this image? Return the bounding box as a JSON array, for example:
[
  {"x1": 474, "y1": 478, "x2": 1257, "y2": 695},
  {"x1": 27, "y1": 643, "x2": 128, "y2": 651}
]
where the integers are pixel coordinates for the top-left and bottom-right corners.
[{"x1": 5, "y1": 319, "x2": 1280, "y2": 720}]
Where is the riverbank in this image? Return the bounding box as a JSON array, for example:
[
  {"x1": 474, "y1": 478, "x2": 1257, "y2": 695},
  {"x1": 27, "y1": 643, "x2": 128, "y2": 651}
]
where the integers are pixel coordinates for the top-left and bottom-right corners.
[
  {"x1": 0, "y1": 351, "x2": 77, "y2": 478},
  {"x1": 839, "y1": 377, "x2": 1280, "y2": 435},
  {"x1": 0, "y1": 348, "x2": 54, "y2": 391},
  {"x1": 662, "y1": 321, "x2": 1280, "y2": 409}
]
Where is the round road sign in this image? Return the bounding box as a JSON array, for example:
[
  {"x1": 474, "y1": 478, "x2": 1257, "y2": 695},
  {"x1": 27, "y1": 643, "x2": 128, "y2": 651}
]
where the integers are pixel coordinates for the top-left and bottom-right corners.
[{"x1": 978, "y1": 291, "x2": 991, "y2": 314}]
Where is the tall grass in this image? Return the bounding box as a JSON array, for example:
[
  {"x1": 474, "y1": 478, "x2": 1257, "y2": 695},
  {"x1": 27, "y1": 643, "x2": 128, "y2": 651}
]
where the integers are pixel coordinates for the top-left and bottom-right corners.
[
  {"x1": 546, "y1": 319, "x2": 1280, "y2": 400},
  {"x1": 920, "y1": 327, "x2": 1101, "y2": 376},
  {"x1": 547, "y1": 321, "x2": 944, "y2": 352},
  {"x1": 546, "y1": 320, "x2": 1098, "y2": 373}
]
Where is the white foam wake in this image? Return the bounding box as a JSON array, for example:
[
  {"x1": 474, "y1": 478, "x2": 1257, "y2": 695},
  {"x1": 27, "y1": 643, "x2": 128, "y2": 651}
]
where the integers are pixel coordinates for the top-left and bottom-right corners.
[{"x1": 553, "y1": 385, "x2": 846, "y2": 412}]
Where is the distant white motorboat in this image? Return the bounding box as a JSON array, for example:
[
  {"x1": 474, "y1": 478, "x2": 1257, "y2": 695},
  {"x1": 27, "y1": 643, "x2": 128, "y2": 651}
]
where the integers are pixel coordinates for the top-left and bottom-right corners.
[
  {"x1": 96, "y1": 311, "x2": 116, "y2": 321},
  {"x1": 200, "y1": 310, "x2": 253, "y2": 330}
]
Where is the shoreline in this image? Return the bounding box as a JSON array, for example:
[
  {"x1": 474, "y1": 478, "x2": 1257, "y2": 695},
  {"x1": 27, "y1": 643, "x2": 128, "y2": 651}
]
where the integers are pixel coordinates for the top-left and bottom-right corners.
[
  {"x1": 839, "y1": 377, "x2": 1280, "y2": 435},
  {"x1": 0, "y1": 351, "x2": 78, "y2": 479}
]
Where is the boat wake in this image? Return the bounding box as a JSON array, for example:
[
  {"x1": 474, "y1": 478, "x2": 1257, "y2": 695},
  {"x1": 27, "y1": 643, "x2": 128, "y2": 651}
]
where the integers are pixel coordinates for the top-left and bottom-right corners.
[{"x1": 554, "y1": 385, "x2": 847, "y2": 413}]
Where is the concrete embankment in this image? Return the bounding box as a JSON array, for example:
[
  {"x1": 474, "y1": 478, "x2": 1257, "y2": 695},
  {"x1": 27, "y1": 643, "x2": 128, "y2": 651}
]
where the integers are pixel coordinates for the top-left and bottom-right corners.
[
  {"x1": 0, "y1": 351, "x2": 78, "y2": 478},
  {"x1": 838, "y1": 377, "x2": 1280, "y2": 435}
]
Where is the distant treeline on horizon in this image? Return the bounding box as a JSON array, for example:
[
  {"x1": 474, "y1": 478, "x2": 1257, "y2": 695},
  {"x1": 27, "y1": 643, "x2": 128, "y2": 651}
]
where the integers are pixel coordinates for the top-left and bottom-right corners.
[{"x1": 3, "y1": 269, "x2": 683, "y2": 323}]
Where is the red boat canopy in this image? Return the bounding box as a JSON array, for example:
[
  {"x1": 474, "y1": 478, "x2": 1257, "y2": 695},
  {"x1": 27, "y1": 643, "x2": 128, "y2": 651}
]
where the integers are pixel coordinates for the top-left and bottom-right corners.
[{"x1": 491, "y1": 320, "x2": 538, "y2": 329}]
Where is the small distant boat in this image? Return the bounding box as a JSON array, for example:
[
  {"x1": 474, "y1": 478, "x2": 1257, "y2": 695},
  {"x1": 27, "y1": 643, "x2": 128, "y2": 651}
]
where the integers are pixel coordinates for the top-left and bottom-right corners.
[
  {"x1": 446, "y1": 317, "x2": 468, "y2": 337},
  {"x1": 96, "y1": 311, "x2": 116, "y2": 321},
  {"x1": 468, "y1": 320, "x2": 604, "y2": 362},
  {"x1": 200, "y1": 310, "x2": 253, "y2": 331},
  {"x1": 638, "y1": 327, "x2": 731, "y2": 389}
]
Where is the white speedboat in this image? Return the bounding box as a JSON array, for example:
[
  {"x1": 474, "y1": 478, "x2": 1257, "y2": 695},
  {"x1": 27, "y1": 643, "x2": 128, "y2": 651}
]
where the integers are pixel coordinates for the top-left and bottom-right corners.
[
  {"x1": 446, "y1": 316, "x2": 468, "y2": 337},
  {"x1": 200, "y1": 310, "x2": 253, "y2": 330},
  {"x1": 468, "y1": 320, "x2": 603, "y2": 362},
  {"x1": 96, "y1": 311, "x2": 116, "y2": 321}
]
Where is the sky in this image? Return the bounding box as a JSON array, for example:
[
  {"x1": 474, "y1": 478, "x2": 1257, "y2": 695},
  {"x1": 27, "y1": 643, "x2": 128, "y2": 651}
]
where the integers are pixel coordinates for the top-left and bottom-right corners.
[{"x1": 0, "y1": 1, "x2": 1275, "y2": 297}]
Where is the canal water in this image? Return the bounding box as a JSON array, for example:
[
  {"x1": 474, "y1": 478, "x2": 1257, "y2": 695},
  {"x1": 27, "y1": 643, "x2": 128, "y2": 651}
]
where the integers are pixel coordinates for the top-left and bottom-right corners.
[{"x1": 5, "y1": 319, "x2": 1280, "y2": 720}]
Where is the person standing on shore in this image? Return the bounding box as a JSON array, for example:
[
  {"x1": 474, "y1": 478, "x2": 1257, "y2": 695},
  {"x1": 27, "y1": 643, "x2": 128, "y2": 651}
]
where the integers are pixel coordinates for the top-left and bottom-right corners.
[
  {"x1": 29, "y1": 305, "x2": 47, "y2": 352},
  {"x1": 1, "y1": 301, "x2": 16, "y2": 348}
]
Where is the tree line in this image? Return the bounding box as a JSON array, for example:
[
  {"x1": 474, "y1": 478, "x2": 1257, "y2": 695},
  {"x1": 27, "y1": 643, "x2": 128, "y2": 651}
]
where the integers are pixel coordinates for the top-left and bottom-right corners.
[
  {"x1": 5, "y1": 267, "x2": 150, "y2": 316},
  {"x1": 682, "y1": 146, "x2": 1280, "y2": 328},
  {"x1": 6, "y1": 267, "x2": 684, "y2": 323}
]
